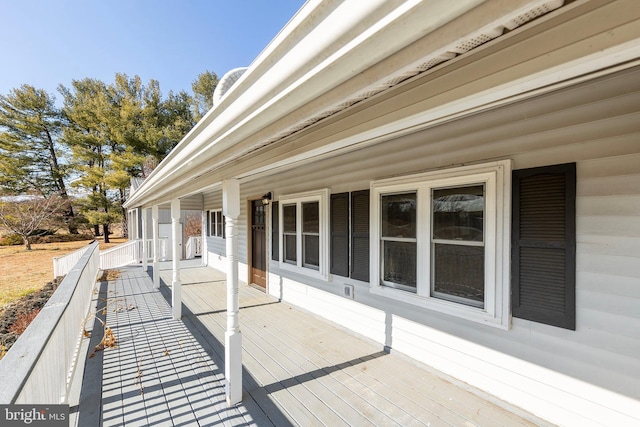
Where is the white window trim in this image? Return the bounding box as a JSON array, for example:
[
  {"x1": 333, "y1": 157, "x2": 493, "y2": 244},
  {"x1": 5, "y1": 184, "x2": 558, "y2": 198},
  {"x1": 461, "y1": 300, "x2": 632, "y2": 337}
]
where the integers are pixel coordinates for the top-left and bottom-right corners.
[
  {"x1": 279, "y1": 189, "x2": 330, "y2": 280},
  {"x1": 208, "y1": 209, "x2": 225, "y2": 239},
  {"x1": 370, "y1": 160, "x2": 511, "y2": 329}
]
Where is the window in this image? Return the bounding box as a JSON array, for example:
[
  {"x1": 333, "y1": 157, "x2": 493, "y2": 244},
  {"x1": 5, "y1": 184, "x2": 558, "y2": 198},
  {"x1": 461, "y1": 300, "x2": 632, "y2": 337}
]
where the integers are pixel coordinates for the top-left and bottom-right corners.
[
  {"x1": 330, "y1": 190, "x2": 370, "y2": 281},
  {"x1": 302, "y1": 202, "x2": 320, "y2": 269},
  {"x1": 283, "y1": 204, "x2": 297, "y2": 263},
  {"x1": 279, "y1": 189, "x2": 329, "y2": 278},
  {"x1": 512, "y1": 163, "x2": 576, "y2": 330},
  {"x1": 381, "y1": 193, "x2": 417, "y2": 290},
  {"x1": 371, "y1": 161, "x2": 511, "y2": 328},
  {"x1": 432, "y1": 185, "x2": 485, "y2": 307},
  {"x1": 207, "y1": 210, "x2": 225, "y2": 238}
]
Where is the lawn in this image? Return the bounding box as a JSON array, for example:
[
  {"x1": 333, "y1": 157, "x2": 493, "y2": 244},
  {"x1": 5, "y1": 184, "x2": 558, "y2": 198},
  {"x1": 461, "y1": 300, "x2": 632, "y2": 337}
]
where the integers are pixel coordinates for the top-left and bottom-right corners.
[{"x1": 0, "y1": 237, "x2": 127, "y2": 308}]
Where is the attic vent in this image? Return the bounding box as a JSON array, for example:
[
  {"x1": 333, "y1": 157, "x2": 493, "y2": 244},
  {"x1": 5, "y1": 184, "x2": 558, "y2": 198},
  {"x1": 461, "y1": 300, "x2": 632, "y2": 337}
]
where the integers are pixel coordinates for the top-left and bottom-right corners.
[
  {"x1": 251, "y1": 0, "x2": 566, "y2": 152},
  {"x1": 448, "y1": 27, "x2": 505, "y2": 54},
  {"x1": 504, "y1": 0, "x2": 565, "y2": 29},
  {"x1": 383, "y1": 71, "x2": 420, "y2": 87},
  {"x1": 416, "y1": 52, "x2": 456, "y2": 71}
]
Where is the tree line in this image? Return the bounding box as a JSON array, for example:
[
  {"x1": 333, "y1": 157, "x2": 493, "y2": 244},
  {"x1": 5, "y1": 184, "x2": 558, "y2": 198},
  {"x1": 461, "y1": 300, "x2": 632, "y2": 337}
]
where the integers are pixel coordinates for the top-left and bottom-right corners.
[{"x1": 0, "y1": 71, "x2": 218, "y2": 247}]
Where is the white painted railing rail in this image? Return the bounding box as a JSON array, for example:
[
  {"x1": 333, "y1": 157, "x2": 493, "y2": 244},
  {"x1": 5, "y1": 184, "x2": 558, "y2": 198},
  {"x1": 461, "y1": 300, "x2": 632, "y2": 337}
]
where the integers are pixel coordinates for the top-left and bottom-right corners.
[
  {"x1": 143, "y1": 238, "x2": 168, "y2": 262},
  {"x1": 185, "y1": 236, "x2": 202, "y2": 259},
  {"x1": 52, "y1": 242, "x2": 94, "y2": 278},
  {"x1": 0, "y1": 241, "x2": 100, "y2": 404},
  {"x1": 100, "y1": 240, "x2": 139, "y2": 270}
]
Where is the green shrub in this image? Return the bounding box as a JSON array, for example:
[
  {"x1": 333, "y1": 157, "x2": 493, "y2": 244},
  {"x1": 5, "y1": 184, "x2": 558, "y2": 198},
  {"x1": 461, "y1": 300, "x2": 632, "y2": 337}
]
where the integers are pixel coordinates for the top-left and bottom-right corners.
[
  {"x1": 0, "y1": 234, "x2": 24, "y2": 246},
  {"x1": 30, "y1": 233, "x2": 94, "y2": 244},
  {"x1": 0, "y1": 232, "x2": 94, "y2": 246}
]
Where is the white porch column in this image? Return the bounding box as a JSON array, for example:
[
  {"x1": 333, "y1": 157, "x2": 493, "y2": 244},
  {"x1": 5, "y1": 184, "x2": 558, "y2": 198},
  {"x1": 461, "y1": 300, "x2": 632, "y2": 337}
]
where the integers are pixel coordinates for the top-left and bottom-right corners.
[
  {"x1": 171, "y1": 198, "x2": 182, "y2": 319},
  {"x1": 141, "y1": 208, "x2": 148, "y2": 272},
  {"x1": 152, "y1": 205, "x2": 160, "y2": 289},
  {"x1": 223, "y1": 179, "x2": 242, "y2": 406}
]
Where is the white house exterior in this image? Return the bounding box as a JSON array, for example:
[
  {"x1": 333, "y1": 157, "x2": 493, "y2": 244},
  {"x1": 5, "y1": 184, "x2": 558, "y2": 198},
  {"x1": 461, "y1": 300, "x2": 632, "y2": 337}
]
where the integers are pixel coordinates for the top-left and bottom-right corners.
[{"x1": 124, "y1": 1, "x2": 640, "y2": 425}]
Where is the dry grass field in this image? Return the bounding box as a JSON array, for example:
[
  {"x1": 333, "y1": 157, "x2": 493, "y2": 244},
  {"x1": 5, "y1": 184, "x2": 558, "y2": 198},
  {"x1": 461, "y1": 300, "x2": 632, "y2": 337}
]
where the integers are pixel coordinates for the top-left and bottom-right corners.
[{"x1": 0, "y1": 237, "x2": 127, "y2": 307}]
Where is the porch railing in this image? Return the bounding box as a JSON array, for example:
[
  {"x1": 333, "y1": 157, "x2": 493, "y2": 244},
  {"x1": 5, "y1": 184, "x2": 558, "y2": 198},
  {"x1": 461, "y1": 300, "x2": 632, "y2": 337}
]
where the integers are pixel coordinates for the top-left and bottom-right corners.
[
  {"x1": 100, "y1": 238, "x2": 169, "y2": 269},
  {"x1": 143, "y1": 237, "x2": 169, "y2": 262},
  {"x1": 52, "y1": 242, "x2": 94, "y2": 278},
  {"x1": 0, "y1": 241, "x2": 100, "y2": 404},
  {"x1": 100, "y1": 240, "x2": 139, "y2": 270},
  {"x1": 185, "y1": 236, "x2": 202, "y2": 259}
]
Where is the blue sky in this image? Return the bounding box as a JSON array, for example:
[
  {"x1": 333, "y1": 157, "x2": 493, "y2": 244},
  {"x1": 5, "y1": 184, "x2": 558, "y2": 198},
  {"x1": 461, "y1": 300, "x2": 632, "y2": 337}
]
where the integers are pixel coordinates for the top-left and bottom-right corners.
[{"x1": 0, "y1": 0, "x2": 306, "y2": 100}]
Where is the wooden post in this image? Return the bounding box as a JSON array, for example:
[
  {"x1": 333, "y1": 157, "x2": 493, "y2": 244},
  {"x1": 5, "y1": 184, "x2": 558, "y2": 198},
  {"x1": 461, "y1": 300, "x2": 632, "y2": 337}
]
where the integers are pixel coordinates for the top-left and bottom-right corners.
[
  {"x1": 152, "y1": 205, "x2": 160, "y2": 289},
  {"x1": 223, "y1": 179, "x2": 242, "y2": 406},
  {"x1": 171, "y1": 198, "x2": 182, "y2": 319},
  {"x1": 141, "y1": 208, "x2": 148, "y2": 272}
]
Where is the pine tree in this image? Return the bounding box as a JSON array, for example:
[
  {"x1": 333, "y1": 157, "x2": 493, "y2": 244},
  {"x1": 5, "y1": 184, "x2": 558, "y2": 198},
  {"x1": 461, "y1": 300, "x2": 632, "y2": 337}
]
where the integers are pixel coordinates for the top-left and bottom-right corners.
[
  {"x1": 191, "y1": 70, "x2": 218, "y2": 122},
  {"x1": 0, "y1": 85, "x2": 78, "y2": 233},
  {"x1": 60, "y1": 73, "x2": 197, "y2": 240},
  {"x1": 60, "y1": 78, "x2": 116, "y2": 241}
]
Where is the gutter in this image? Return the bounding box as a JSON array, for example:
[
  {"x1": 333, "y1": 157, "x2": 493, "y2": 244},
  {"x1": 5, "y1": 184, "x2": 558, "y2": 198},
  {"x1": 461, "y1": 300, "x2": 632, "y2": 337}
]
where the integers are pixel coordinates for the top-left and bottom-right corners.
[{"x1": 125, "y1": 0, "x2": 567, "y2": 208}]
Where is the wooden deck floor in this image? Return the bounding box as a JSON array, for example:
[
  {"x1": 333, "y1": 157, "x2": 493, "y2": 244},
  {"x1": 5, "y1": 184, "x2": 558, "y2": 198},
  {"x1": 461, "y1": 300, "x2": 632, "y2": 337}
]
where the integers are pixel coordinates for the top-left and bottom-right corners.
[{"x1": 71, "y1": 264, "x2": 547, "y2": 426}]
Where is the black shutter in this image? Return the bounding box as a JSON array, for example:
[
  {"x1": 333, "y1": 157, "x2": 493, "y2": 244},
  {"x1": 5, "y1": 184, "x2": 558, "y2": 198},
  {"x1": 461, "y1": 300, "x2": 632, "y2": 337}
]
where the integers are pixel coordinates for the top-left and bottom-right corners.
[
  {"x1": 222, "y1": 214, "x2": 226, "y2": 239},
  {"x1": 206, "y1": 211, "x2": 210, "y2": 236},
  {"x1": 271, "y1": 201, "x2": 279, "y2": 261},
  {"x1": 351, "y1": 190, "x2": 370, "y2": 282},
  {"x1": 512, "y1": 163, "x2": 576, "y2": 330},
  {"x1": 330, "y1": 193, "x2": 350, "y2": 276}
]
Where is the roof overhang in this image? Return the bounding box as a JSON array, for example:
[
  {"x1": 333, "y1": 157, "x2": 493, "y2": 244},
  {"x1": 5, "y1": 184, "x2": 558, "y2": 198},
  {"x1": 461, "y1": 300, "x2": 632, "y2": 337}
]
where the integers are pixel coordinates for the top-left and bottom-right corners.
[{"x1": 125, "y1": 0, "x2": 640, "y2": 208}]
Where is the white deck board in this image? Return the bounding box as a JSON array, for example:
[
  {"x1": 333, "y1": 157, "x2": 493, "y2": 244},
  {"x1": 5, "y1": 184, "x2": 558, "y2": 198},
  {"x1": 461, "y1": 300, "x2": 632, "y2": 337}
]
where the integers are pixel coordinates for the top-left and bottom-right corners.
[
  {"x1": 71, "y1": 264, "x2": 547, "y2": 426},
  {"x1": 176, "y1": 266, "x2": 544, "y2": 427}
]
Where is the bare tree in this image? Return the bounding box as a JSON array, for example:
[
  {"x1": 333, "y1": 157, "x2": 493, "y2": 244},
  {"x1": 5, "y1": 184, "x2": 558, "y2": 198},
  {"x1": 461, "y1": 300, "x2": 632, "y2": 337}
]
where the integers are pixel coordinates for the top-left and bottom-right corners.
[
  {"x1": 0, "y1": 194, "x2": 66, "y2": 250},
  {"x1": 184, "y1": 213, "x2": 202, "y2": 237}
]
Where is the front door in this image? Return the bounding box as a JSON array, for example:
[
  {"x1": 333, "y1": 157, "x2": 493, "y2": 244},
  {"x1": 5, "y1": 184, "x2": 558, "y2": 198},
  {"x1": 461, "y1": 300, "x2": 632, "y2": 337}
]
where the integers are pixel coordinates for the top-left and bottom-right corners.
[{"x1": 250, "y1": 200, "x2": 267, "y2": 290}]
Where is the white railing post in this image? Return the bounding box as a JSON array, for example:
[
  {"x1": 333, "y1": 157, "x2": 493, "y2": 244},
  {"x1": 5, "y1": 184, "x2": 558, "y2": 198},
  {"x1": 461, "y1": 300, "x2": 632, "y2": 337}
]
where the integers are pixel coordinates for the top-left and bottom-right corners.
[
  {"x1": 171, "y1": 198, "x2": 182, "y2": 319},
  {"x1": 159, "y1": 237, "x2": 167, "y2": 261},
  {"x1": 186, "y1": 237, "x2": 193, "y2": 259},
  {"x1": 141, "y1": 208, "x2": 148, "y2": 272},
  {"x1": 53, "y1": 257, "x2": 60, "y2": 278},
  {"x1": 223, "y1": 178, "x2": 242, "y2": 406},
  {"x1": 152, "y1": 205, "x2": 160, "y2": 289},
  {"x1": 185, "y1": 236, "x2": 203, "y2": 259}
]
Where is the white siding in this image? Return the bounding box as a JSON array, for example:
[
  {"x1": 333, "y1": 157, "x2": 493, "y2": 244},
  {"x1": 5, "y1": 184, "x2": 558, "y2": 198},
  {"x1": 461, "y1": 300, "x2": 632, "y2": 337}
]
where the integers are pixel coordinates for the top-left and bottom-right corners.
[
  {"x1": 203, "y1": 190, "x2": 224, "y2": 269},
  {"x1": 224, "y1": 67, "x2": 640, "y2": 426},
  {"x1": 203, "y1": 187, "x2": 252, "y2": 282}
]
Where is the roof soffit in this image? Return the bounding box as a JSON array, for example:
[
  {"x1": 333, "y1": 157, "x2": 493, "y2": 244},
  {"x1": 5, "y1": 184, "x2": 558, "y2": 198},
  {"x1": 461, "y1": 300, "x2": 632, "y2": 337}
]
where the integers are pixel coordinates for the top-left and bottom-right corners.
[{"x1": 126, "y1": 0, "x2": 608, "y2": 208}]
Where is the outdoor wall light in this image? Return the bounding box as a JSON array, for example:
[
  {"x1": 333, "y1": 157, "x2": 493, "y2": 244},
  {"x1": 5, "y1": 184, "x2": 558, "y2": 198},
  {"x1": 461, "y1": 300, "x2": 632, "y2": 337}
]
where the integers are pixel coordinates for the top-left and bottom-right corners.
[{"x1": 261, "y1": 192, "x2": 272, "y2": 205}]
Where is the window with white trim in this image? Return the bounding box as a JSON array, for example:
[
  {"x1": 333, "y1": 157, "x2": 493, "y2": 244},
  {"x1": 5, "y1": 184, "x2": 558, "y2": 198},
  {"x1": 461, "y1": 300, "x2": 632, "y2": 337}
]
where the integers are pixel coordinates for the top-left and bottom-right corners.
[
  {"x1": 381, "y1": 192, "x2": 417, "y2": 291},
  {"x1": 432, "y1": 185, "x2": 485, "y2": 308},
  {"x1": 207, "y1": 210, "x2": 225, "y2": 238},
  {"x1": 279, "y1": 189, "x2": 329, "y2": 279},
  {"x1": 371, "y1": 161, "x2": 511, "y2": 328}
]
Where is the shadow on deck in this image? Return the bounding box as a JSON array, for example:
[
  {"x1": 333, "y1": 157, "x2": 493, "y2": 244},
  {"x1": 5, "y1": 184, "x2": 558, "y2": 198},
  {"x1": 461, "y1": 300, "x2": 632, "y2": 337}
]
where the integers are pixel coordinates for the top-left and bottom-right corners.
[{"x1": 70, "y1": 264, "x2": 547, "y2": 427}]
